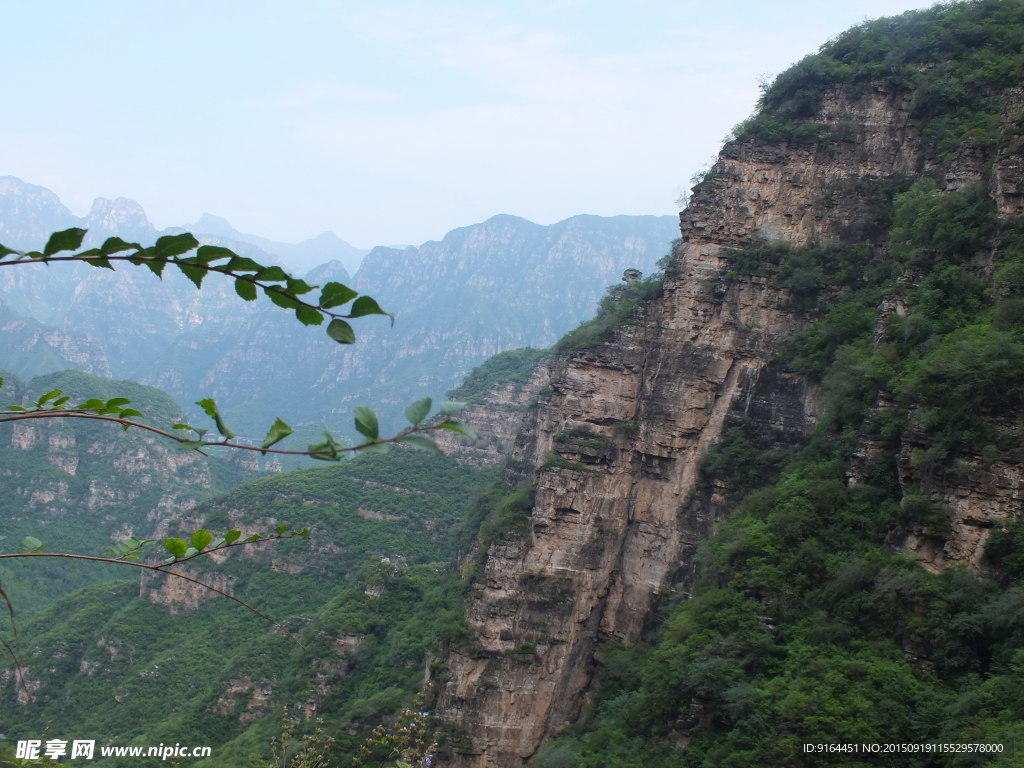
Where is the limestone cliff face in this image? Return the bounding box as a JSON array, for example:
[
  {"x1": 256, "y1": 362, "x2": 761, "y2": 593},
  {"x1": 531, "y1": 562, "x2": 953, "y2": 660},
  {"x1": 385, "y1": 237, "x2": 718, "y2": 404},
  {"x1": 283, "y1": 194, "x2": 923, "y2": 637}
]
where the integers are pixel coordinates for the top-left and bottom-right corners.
[
  {"x1": 437, "y1": 80, "x2": 1024, "y2": 766},
  {"x1": 435, "y1": 362, "x2": 552, "y2": 467}
]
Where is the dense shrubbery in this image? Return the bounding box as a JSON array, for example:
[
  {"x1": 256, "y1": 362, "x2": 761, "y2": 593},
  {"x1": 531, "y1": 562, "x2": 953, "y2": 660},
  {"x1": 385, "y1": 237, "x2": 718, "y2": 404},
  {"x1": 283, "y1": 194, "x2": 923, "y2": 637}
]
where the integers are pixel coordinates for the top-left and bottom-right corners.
[
  {"x1": 448, "y1": 347, "x2": 549, "y2": 403},
  {"x1": 0, "y1": 450, "x2": 498, "y2": 767},
  {"x1": 540, "y1": 10, "x2": 1024, "y2": 755},
  {"x1": 735, "y1": 0, "x2": 1024, "y2": 156},
  {"x1": 554, "y1": 276, "x2": 664, "y2": 353}
]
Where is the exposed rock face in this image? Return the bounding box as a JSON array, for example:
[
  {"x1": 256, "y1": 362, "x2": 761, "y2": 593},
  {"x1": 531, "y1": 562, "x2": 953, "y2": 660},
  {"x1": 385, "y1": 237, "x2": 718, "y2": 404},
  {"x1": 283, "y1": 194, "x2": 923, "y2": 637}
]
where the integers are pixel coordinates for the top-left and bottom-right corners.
[
  {"x1": 436, "y1": 362, "x2": 552, "y2": 467},
  {"x1": 139, "y1": 568, "x2": 235, "y2": 615},
  {"x1": 894, "y1": 420, "x2": 1024, "y2": 574},
  {"x1": 437, "y1": 81, "x2": 1024, "y2": 766}
]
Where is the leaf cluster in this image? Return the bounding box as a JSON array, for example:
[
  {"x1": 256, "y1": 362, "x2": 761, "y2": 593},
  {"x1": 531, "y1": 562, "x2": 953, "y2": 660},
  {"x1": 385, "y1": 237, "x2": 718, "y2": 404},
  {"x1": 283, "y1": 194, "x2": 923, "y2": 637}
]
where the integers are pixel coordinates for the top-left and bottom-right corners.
[
  {"x1": 733, "y1": 0, "x2": 1024, "y2": 157},
  {"x1": 0, "y1": 228, "x2": 389, "y2": 346}
]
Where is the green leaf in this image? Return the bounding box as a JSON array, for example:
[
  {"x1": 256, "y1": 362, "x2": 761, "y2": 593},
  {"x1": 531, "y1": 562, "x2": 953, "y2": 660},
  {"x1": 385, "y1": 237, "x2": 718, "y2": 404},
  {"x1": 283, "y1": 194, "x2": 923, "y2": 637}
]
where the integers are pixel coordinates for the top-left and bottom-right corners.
[
  {"x1": 265, "y1": 286, "x2": 301, "y2": 309},
  {"x1": 176, "y1": 260, "x2": 206, "y2": 289},
  {"x1": 400, "y1": 434, "x2": 441, "y2": 453},
  {"x1": 286, "y1": 277, "x2": 316, "y2": 296},
  {"x1": 101, "y1": 236, "x2": 140, "y2": 255},
  {"x1": 134, "y1": 256, "x2": 167, "y2": 278},
  {"x1": 349, "y1": 295, "x2": 389, "y2": 318},
  {"x1": 195, "y1": 397, "x2": 235, "y2": 439},
  {"x1": 225, "y1": 255, "x2": 263, "y2": 272},
  {"x1": 224, "y1": 530, "x2": 241, "y2": 544},
  {"x1": 295, "y1": 304, "x2": 324, "y2": 326},
  {"x1": 440, "y1": 401, "x2": 467, "y2": 416},
  {"x1": 318, "y1": 281, "x2": 358, "y2": 309},
  {"x1": 261, "y1": 417, "x2": 293, "y2": 449},
  {"x1": 326, "y1": 318, "x2": 356, "y2": 344},
  {"x1": 163, "y1": 538, "x2": 188, "y2": 558},
  {"x1": 43, "y1": 228, "x2": 87, "y2": 256},
  {"x1": 36, "y1": 389, "x2": 63, "y2": 407},
  {"x1": 52, "y1": 395, "x2": 70, "y2": 408},
  {"x1": 357, "y1": 442, "x2": 391, "y2": 454},
  {"x1": 106, "y1": 398, "x2": 131, "y2": 408},
  {"x1": 295, "y1": 528, "x2": 310, "y2": 536},
  {"x1": 234, "y1": 277, "x2": 258, "y2": 301},
  {"x1": 78, "y1": 398, "x2": 106, "y2": 410},
  {"x1": 190, "y1": 529, "x2": 212, "y2": 551},
  {"x1": 308, "y1": 430, "x2": 343, "y2": 461},
  {"x1": 243, "y1": 533, "x2": 263, "y2": 542},
  {"x1": 404, "y1": 397, "x2": 432, "y2": 426},
  {"x1": 274, "y1": 524, "x2": 288, "y2": 534},
  {"x1": 354, "y1": 406, "x2": 379, "y2": 441},
  {"x1": 195, "y1": 244, "x2": 236, "y2": 265},
  {"x1": 84, "y1": 256, "x2": 114, "y2": 269},
  {"x1": 434, "y1": 421, "x2": 478, "y2": 440},
  {"x1": 118, "y1": 408, "x2": 143, "y2": 420},
  {"x1": 21, "y1": 535, "x2": 43, "y2": 551},
  {"x1": 255, "y1": 265, "x2": 289, "y2": 282},
  {"x1": 0, "y1": 244, "x2": 19, "y2": 259},
  {"x1": 153, "y1": 232, "x2": 199, "y2": 258}
]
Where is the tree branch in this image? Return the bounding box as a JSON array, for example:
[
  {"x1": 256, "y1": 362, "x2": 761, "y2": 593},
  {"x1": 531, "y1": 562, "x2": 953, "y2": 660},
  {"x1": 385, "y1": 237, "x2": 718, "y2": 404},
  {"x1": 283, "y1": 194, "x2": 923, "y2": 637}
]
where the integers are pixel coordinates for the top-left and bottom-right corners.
[
  {"x1": 0, "y1": 408, "x2": 467, "y2": 458},
  {"x1": 0, "y1": 545, "x2": 302, "y2": 645}
]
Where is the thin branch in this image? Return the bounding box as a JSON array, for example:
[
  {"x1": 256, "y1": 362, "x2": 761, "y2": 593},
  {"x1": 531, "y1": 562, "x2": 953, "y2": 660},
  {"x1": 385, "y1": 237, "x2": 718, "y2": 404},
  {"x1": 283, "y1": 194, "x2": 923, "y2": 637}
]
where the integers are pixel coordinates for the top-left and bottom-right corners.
[
  {"x1": 0, "y1": 635, "x2": 32, "y2": 703},
  {"x1": 0, "y1": 549, "x2": 302, "y2": 646},
  {"x1": 0, "y1": 409, "x2": 455, "y2": 458},
  {"x1": 0, "y1": 580, "x2": 31, "y2": 703},
  {"x1": 0, "y1": 253, "x2": 357, "y2": 322}
]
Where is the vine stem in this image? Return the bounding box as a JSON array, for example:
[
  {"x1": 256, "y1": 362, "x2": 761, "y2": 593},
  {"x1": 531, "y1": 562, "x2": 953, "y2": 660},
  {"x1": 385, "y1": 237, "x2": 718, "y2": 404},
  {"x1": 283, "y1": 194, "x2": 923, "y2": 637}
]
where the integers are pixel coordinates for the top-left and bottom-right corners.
[
  {"x1": 0, "y1": 548, "x2": 302, "y2": 645},
  {"x1": 0, "y1": 252, "x2": 357, "y2": 322},
  {"x1": 0, "y1": 409, "x2": 449, "y2": 457}
]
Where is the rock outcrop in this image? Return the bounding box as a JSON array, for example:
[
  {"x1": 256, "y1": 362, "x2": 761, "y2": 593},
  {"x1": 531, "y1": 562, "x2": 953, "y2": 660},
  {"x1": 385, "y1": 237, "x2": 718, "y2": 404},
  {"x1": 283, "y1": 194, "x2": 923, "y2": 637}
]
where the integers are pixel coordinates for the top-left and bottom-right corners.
[{"x1": 437, "y1": 78, "x2": 1024, "y2": 766}]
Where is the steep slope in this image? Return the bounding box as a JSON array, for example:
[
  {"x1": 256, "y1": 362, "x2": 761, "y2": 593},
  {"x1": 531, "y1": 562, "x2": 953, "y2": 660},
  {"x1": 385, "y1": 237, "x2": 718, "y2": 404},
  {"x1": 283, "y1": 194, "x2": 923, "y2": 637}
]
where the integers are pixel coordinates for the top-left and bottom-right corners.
[{"x1": 437, "y1": 2, "x2": 1024, "y2": 765}]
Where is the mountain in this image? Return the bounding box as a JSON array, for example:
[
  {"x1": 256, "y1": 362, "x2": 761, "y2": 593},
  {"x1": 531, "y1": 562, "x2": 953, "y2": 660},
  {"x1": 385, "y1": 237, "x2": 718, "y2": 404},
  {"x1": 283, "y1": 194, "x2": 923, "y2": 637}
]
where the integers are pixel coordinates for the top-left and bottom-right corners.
[
  {"x1": 0, "y1": 369, "x2": 261, "y2": 618},
  {"x1": 0, "y1": 177, "x2": 77, "y2": 249},
  {"x1": 0, "y1": 448, "x2": 495, "y2": 766},
  {"x1": 189, "y1": 213, "x2": 368, "y2": 275},
  {"x1": 0, "y1": 187, "x2": 677, "y2": 445},
  {"x1": 13, "y1": 4, "x2": 1024, "y2": 766},
  {"x1": 430, "y1": 2, "x2": 1024, "y2": 764}
]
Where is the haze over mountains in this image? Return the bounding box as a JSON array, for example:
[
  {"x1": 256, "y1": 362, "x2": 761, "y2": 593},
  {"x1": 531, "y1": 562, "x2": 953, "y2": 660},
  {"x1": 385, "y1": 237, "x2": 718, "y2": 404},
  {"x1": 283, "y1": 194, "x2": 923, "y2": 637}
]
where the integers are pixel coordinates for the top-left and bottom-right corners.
[{"x1": 0, "y1": 176, "x2": 677, "y2": 442}]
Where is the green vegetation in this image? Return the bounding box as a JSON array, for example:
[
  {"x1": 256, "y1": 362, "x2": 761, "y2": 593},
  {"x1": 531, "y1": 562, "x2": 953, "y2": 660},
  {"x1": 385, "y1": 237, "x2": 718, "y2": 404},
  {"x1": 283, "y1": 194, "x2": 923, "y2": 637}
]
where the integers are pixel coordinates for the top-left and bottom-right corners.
[
  {"x1": 448, "y1": 347, "x2": 549, "y2": 403},
  {"x1": 554, "y1": 424, "x2": 610, "y2": 451},
  {"x1": 0, "y1": 370, "x2": 265, "y2": 619},
  {"x1": 555, "y1": 276, "x2": 664, "y2": 354},
  {"x1": 540, "y1": 452, "x2": 592, "y2": 473},
  {"x1": 473, "y1": 480, "x2": 536, "y2": 547},
  {"x1": 536, "y1": 5, "x2": 1024, "y2": 758},
  {"x1": 735, "y1": 0, "x2": 1024, "y2": 156},
  {"x1": 0, "y1": 450, "x2": 497, "y2": 767}
]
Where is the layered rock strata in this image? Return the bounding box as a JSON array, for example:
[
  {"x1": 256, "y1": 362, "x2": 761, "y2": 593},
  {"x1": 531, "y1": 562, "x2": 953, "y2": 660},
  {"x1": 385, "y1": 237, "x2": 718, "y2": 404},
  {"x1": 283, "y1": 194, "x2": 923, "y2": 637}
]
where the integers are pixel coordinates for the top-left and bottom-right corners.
[{"x1": 438, "y1": 80, "x2": 1024, "y2": 766}]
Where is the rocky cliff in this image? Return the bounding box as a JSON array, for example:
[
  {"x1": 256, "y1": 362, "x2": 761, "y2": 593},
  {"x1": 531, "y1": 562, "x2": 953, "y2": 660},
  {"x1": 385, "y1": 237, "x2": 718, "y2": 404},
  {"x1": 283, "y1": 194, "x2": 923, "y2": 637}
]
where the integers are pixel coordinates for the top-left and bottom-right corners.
[{"x1": 437, "y1": 32, "x2": 1024, "y2": 768}]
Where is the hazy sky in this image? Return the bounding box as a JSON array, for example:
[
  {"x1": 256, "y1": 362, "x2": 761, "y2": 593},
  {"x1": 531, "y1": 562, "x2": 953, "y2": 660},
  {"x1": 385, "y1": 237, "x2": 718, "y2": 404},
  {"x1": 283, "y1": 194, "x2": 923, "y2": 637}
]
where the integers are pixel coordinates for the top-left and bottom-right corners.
[{"x1": 3, "y1": 0, "x2": 940, "y2": 248}]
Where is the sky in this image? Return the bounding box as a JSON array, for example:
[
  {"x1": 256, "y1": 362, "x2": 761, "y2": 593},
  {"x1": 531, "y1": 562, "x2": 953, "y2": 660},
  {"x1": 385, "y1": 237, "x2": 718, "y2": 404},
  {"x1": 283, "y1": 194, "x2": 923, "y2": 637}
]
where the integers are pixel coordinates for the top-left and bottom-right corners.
[{"x1": 1, "y1": 0, "x2": 942, "y2": 249}]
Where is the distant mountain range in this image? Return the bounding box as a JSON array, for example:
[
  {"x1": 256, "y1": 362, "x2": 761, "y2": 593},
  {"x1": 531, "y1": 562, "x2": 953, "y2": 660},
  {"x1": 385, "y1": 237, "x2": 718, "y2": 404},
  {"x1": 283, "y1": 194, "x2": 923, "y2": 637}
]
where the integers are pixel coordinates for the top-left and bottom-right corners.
[{"x1": 0, "y1": 176, "x2": 678, "y2": 446}]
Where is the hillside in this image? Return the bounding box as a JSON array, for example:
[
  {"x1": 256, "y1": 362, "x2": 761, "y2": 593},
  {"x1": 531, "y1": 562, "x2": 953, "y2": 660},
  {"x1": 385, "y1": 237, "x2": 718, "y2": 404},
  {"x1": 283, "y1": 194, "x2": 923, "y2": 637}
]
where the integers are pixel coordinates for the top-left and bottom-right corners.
[
  {"x1": 8, "y1": 2, "x2": 1024, "y2": 767},
  {"x1": 0, "y1": 450, "x2": 497, "y2": 767},
  {"x1": 433, "y1": 2, "x2": 1024, "y2": 765},
  {"x1": 0, "y1": 370, "x2": 260, "y2": 618}
]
